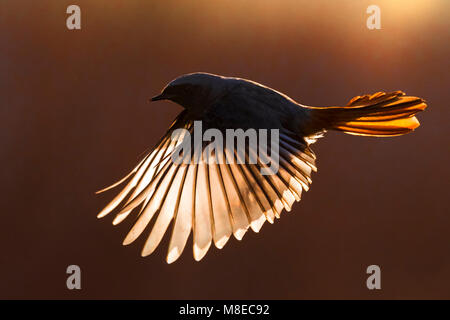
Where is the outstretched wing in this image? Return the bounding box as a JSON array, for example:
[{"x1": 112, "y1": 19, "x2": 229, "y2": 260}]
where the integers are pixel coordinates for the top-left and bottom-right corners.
[{"x1": 97, "y1": 97, "x2": 318, "y2": 263}]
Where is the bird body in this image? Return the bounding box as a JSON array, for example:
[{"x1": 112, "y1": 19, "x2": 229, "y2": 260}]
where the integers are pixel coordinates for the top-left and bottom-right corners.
[
  {"x1": 97, "y1": 72, "x2": 427, "y2": 263},
  {"x1": 155, "y1": 73, "x2": 309, "y2": 131}
]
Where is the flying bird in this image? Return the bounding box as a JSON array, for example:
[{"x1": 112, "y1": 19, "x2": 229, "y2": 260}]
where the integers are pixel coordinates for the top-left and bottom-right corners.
[{"x1": 97, "y1": 72, "x2": 427, "y2": 263}]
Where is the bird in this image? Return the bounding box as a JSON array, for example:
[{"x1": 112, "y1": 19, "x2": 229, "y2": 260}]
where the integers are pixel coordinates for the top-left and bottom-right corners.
[{"x1": 97, "y1": 72, "x2": 427, "y2": 263}]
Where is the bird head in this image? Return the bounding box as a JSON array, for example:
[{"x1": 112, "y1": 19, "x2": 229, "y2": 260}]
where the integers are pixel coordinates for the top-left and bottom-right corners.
[{"x1": 150, "y1": 72, "x2": 228, "y2": 112}]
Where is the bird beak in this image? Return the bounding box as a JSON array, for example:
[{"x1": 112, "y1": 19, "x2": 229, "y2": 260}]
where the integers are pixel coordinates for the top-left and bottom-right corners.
[{"x1": 150, "y1": 93, "x2": 166, "y2": 102}]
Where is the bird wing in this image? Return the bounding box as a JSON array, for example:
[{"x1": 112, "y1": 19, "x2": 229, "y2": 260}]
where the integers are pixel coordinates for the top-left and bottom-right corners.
[{"x1": 97, "y1": 97, "x2": 317, "y2": 263}]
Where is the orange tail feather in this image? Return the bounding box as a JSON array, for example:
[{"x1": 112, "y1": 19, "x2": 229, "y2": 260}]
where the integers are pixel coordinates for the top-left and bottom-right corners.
[{"x1": 311, "y1": 91, "x2": 427, "y2": 137}]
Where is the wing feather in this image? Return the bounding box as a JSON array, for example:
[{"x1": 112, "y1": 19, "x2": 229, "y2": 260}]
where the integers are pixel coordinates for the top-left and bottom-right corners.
[
  {"x1": 208, "y1": 160, "x2": 233, "y2": 249},
  {"x1": 218, "y1": 149, "x2": 250, "y2": 241},
  {"x1": 166, "y1": 163, "x2": 195, "y2": 263},
  {"x1": 141, "y1": 164, "x2": 185, "y2": 256},
  {"x1": 123, "y1": 161, "x2": 177, "y2": 245},
  {"x1": 193, "y1": 158, "x2": 213, "y2": 261}
]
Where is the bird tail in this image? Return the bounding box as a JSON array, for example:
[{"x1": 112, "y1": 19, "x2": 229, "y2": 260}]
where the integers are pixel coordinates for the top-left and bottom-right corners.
[{"x1": 309, "y1": 91, "x2": 427, "y2": 137}]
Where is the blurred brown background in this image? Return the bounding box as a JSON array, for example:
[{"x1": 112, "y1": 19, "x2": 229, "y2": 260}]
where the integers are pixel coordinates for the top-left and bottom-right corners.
[{"x1": 1, "y1": 0, "x2": 449, "y2": 299}]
